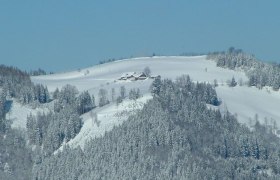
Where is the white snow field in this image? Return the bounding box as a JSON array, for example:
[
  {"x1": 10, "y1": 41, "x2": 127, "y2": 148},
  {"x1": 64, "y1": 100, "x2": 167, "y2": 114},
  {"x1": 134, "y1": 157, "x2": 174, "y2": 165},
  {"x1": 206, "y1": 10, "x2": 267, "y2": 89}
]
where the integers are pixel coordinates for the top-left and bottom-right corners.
[
  {"x1": 216, "y1": 86, "x2": 280, "y2": 125},
  {"x1": 30, "y1": 56, "x2": 280, "y2": 149}
]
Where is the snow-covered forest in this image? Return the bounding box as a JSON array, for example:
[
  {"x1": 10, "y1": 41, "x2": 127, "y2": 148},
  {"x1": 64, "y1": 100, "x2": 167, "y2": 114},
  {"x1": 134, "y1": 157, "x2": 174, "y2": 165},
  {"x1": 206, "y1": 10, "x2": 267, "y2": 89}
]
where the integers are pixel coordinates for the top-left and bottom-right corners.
[
  {"x1": 207, "y1": 47, "x2": 280, "y2": 90},
  {"x1": 1, "y1": 50, "x2": 280, "y2": 179}
]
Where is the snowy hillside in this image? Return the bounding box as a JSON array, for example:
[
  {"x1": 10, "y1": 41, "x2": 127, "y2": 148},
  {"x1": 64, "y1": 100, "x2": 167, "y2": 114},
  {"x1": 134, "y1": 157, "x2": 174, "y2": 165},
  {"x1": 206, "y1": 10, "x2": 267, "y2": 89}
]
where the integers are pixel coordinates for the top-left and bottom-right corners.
[
  {"x1": 31, "y1": 56, "x2": 280, "y2": 149},
  {"x1": 32, "y1": 56, "x2": 246, "y2": 92},
  {"x1": 56, "y1": 94, "x2": 152, "y2": 151}
]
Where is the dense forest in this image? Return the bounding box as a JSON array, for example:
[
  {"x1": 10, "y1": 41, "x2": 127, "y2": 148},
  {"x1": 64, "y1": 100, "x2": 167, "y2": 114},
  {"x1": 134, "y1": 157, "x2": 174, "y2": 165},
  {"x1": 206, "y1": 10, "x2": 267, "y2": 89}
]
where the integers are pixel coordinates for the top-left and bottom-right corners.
[
  {"x1": 0, "y1": 127, "x2": 33, "y2": 180},
  {"x1": 0, "y1": 65, "x2": 50, "y2": 179},
  {"x1": 207, "y1": 47, "x2": 280, "y2": 90},
  {"x1": 32, "y1": 75, "x2": 280, "y2": 179},
  {"x1": 26, "y1": 85, "x2": 96, "y2": 155},
  {"x1": 0, "y1": 65, "x2": 50, "y2": 105}
]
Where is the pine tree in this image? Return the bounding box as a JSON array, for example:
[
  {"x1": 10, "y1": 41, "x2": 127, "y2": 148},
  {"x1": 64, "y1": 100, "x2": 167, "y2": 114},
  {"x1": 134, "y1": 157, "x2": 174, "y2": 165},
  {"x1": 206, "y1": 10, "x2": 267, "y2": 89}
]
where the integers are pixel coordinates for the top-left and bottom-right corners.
[
  {"x1": 92, "y1": 95, "x2": 96, "y2": 108},
  {"x1": 111, "y1": 88, "x2": 116, "y2": 102},
  {"x1": 77, "y1": 91, "x2": 93, "y2": 114},
  {"x1": 120, "y1": 86, "x2": 126, "y2": 99},
  {"x1": 4, "y1": 162, "x2": 12, "y2": 175},
  {"x1": 0, "y1": 90, "x2": 6, "y2": 132},
  {"x1": 136, "y1": 88, "x2": 141, "y2": 99},
  {"x1": 143, "y1": 66, "x2": 151, "y2": 77},
  {"x1": 151, "y1": 76, "x2": 161, "y2": 96},
  {"x1": 129, "y1": 89, "x2": 137, "y2": 100},
  {"x1": 26, "y1": 114, "x2": 35, "y2": 144},
  {"x1": 252, "y1": 139, "x2": 260, "y2": 159},
  {"x1": 98, "y1": 88, "x2": 109, "y2": 107},
  {"x1": 44, "y1": 86, "x2": 50, "y2": 103},
  {"x1": 59, "y1": 84, "x2": 78, "y2": 105},
  {"x1": 53, "y1": 88, "x2": 60, "y2": 99},
  {"x1": 229, "y1": 77, "x2": 237, "y2": 87}
]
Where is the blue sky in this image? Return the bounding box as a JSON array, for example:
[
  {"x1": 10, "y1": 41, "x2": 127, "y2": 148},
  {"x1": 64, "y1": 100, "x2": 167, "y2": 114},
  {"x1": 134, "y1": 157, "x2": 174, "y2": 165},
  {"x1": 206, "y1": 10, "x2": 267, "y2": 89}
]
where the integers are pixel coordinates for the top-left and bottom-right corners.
[{"x1": 0, "y1": 0, "x2": 280, "y2": 72}]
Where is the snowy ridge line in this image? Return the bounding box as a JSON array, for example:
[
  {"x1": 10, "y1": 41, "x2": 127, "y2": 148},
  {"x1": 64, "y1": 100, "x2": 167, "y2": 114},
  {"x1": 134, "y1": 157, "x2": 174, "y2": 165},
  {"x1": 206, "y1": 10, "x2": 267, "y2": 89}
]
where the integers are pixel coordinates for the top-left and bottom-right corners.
[{"x1": 32, "y1": 55, "x2": 206, "y2": 78}]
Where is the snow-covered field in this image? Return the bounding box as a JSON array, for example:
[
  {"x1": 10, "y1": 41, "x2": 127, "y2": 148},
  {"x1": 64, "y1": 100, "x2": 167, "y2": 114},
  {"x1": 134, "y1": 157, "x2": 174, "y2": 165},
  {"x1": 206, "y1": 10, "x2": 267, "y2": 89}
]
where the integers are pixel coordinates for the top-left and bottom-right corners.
[
  {"x1": 30, "y1": 56, "x2": 280, "y2": 149},
  {"x1": 216, "y1": 85, "x2": 280, "y2": 125}
]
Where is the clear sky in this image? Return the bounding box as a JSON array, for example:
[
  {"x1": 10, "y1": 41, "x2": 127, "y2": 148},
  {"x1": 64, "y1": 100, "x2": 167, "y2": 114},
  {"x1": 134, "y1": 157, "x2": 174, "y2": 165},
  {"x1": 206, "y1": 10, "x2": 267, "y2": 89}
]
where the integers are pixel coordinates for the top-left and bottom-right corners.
[{"x1": 0, "y1": 0, "x2": 280, "y2": 72}]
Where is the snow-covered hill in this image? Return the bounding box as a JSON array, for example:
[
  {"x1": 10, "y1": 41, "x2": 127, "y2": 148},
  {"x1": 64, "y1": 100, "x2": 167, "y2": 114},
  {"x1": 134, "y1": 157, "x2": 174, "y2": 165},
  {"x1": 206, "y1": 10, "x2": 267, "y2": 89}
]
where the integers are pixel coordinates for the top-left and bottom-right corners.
[
  {"x1": 31, "y1": 56, "x2": 280, "y2": 149},
  {"x1": 32, "y1": 56, "x2": 246, "y2": 92}
]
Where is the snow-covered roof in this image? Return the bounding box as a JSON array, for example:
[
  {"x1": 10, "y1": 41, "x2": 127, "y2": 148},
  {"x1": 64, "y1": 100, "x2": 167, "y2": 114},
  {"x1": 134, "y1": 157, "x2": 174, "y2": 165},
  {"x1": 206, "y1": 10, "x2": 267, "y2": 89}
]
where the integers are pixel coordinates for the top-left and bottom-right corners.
[
  {"x1": 120, "y1": 72, "x2": 147, "y2": 79},
  {"x1": 121, "y1": 72, "x2": 136, "y2": 78},
  {"x1": 134, "y1": 72, "x2": 146, "y2": 78}
]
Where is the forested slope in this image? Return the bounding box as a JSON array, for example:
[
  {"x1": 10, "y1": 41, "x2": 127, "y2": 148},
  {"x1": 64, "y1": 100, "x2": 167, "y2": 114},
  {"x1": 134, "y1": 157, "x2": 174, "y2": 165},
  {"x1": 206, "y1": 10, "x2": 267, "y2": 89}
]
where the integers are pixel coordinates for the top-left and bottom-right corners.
[
  {"x1": 207, "y1": 47, "x2": 280, "y2": 90},
  {"x1": 33, "y1": 76, "x2": 280, "y2": 180}
]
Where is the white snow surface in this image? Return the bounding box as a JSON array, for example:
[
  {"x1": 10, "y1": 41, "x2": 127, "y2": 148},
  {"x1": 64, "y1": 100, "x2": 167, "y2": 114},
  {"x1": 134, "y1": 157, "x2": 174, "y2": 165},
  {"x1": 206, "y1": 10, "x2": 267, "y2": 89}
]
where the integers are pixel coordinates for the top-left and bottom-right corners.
[
  {"x1": 216, "y1": 86, "x2": 280, "y2": 125},
  {"x1": 30, "y1": 56, "x2": 280, "y2": 150}
]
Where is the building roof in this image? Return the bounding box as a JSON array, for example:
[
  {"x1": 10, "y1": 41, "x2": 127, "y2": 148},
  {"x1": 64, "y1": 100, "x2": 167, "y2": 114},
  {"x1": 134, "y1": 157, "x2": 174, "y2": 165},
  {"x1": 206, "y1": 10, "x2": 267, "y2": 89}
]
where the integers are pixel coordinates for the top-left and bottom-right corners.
[
  {"x1": 121, "y1": 72, "x2": 136, "y2": 78},
  {"x1": 134, "y1": 72, "x2": 146, "y2": 78},
  {"x1": 119, "y1": 72, "x2": 148, "y2": 80}
]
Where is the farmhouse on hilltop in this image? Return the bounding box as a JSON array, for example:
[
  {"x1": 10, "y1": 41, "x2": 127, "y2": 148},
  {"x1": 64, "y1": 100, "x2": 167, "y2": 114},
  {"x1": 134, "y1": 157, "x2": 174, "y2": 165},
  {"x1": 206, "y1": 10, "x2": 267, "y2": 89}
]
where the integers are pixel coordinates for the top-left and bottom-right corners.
[{"x1": 119, "y1": 72, "x2": 149, "y2": 81}]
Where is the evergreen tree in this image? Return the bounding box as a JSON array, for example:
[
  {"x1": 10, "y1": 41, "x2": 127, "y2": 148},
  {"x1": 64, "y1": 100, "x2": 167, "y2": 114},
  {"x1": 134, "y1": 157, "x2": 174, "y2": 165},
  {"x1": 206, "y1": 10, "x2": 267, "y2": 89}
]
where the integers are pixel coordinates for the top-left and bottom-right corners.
[
  {"x1": 229, "y1": 77, "x2": 237, "y2": 87},
  {"x1": 92, "y1": 95, "x2": 96, "y2": 108},
  {"x1": 77, "y1": 91, "x2": 94, "y2": 114},
  {"x1": 53, "y1": 88, "x2": 60, "y2": 99},
  {"x1": 120, "y1": 86, "x2": 126, "y2": 99},
  {"x1": 129, "y1": 88, "x2": 139, "y2": 100},
  {"x1": 58, "y1": 84, "x2": 78, "y2": 107},
  {"x1": 143, "y1": 66, "x2": 151, "y2": 77},
  {"x1": 4, "y1": 163, "x2": 12, "y2": 175},
  {"x1": 151, "y1": 76, "x2": 161, "y2": 96},
  {"x1": 111, "y1": 88, "x2": 116, "y2": 102},
  {"x1": 98, "y1": 88, "x2": 109, "y2": 107}
]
